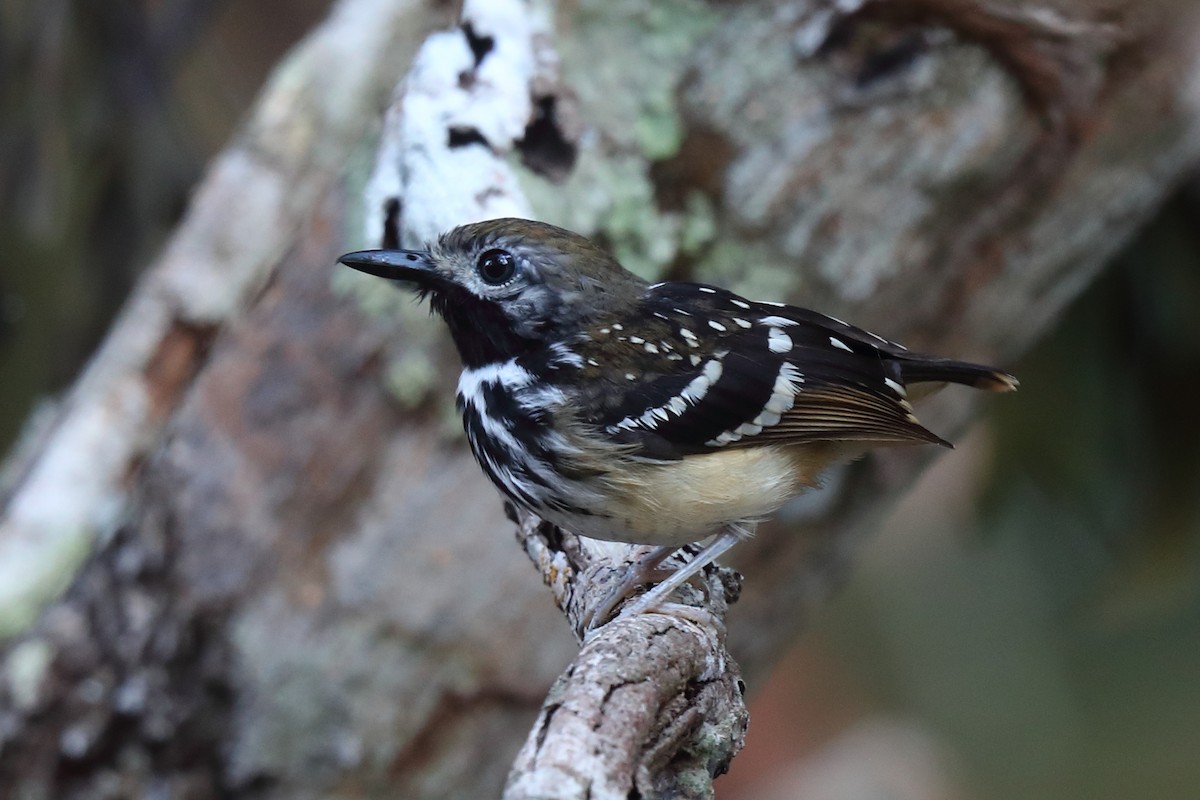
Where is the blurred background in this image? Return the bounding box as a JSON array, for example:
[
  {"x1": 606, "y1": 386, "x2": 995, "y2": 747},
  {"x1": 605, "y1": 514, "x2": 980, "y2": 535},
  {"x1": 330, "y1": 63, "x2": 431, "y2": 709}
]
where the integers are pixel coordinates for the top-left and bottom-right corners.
[{"x1": 2, "y1": 3, "x2": 1197, "y2": 799}]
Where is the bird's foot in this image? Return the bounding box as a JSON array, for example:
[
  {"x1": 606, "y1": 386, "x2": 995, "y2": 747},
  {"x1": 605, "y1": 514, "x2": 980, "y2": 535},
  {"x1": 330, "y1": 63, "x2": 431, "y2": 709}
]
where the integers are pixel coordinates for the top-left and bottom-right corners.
[{"x1": 581, "y1": 530, "x2": 743, "y2": 635}]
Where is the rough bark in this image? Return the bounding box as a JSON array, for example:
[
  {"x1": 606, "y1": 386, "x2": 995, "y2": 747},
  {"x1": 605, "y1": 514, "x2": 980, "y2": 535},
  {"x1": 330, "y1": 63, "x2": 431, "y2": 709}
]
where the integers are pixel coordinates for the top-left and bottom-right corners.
[{"x1": 1, "y1": 0, "x2": 1199, "y2": 798}]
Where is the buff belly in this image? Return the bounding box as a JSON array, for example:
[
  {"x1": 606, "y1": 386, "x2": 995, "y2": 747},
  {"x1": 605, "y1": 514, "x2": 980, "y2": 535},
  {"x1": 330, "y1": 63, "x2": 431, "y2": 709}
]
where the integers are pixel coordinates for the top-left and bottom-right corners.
[{"x1": 558, "y1": 443, "x2": 842, "y2": 547}]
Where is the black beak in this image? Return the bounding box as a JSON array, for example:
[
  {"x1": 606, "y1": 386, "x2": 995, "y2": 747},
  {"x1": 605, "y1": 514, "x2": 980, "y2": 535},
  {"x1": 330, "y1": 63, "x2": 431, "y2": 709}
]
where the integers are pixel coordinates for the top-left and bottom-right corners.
[{"x1": 338, "y1": 249, "x2": 441, "y2": 286}]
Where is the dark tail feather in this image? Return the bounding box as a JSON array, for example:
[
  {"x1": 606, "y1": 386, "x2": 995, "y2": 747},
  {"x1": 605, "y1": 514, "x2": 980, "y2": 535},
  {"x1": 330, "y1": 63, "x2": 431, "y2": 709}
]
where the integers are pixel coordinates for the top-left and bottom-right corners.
[{"x1": 899, "y1": 357, "x2": 1019, "y2": 393}]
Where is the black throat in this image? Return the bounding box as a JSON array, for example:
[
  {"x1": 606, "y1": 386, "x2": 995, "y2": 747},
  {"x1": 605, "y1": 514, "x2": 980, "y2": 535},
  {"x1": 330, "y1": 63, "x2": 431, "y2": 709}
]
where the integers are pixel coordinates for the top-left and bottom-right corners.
[{"x1": 430, "y1": 289, "x2": 539, "y2": 368}]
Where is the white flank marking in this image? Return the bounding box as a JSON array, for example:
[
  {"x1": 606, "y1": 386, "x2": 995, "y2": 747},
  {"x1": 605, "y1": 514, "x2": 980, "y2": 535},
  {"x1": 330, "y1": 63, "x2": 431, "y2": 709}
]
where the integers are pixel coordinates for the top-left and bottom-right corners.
[
  {"x1": 884, "y1": 377, "x2": 907, "y2": 396},
  {"x1": 673, "y1": 307, "x2": 692, "y2": 316},
  {"x1": 587, "y1": 359, "x2": 599, "y2": 367},
  {"x1": 625, "y1": 373, "x2": 636, "y2": 381},
  {"x1": 689, "y1": 354, "x2": 702, "y2": 366},
  {"x1": 644, "y1": 343, "x2": 659, "y2": 354},
  {"x1": 629, "y1": 336, "x2": 645, "y2": 344}
]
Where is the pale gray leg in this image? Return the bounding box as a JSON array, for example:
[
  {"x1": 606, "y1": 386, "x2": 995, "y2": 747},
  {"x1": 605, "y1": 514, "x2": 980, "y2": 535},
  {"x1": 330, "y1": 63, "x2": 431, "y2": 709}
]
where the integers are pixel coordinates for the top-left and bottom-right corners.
[
  {"x1": 584, "y1": 545, "x2": 677, "y2": 631},
  {"x1": 615, "y1": 529, "x2": 742, "y2": 619}
]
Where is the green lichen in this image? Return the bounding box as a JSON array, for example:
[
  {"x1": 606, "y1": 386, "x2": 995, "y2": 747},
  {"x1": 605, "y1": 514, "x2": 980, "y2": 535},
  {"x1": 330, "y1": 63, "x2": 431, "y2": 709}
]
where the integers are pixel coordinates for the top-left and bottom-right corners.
[
  {"x1": 564, "y1": 0, "x2": 717, "y2": 159},
  {"x1": 678, "y1": 192, "x2": 717, "y2": 257},
  {"x1": 5, "y1": 638, "x2": 53, "y2": 710},
  {"x1": 518, "y1": 0, "x2": 720, "y2": 277},
  {"x1": 0, "y1": 522, "x2": 93, "y2": 643},
  {"x1": 383, "y1": 351, "x2": 439, "y2": 411}
]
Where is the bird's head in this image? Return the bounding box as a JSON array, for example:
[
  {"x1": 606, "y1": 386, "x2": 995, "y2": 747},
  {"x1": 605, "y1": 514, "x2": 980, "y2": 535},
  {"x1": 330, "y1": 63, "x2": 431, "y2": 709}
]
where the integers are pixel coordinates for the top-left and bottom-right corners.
[{"x1": 340, "y1": 218, "x2": 646, "y2": 367}]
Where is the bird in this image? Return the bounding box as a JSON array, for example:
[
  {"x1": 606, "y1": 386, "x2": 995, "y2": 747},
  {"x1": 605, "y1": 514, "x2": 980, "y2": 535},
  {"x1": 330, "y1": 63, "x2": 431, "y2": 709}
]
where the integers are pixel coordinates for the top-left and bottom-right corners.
[{"x1": 339, "y1": 218, "x2": 1017, "y2": 628}]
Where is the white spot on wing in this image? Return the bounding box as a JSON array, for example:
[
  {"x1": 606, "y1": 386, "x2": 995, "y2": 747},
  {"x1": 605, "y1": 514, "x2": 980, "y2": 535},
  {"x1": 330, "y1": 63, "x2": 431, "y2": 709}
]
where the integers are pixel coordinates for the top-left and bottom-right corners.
[
  {"x1": 756, "y1": 410, "x2": 782, "y2": 427},
  {"x1": 733, "y1": 318, "x2": 752, "y2": 329},
  {"x1": 759, "y1": 315, "x2": 798, "y2": 327},
  {"x1": 710, "y1": 430, "x2": 741, "y2": 445},
  {"x1": 767, "y1": 327, "x2": 793, "y2": 354},
  {"x1": 702, "y1": 357, "x2": 724, "y2": 384},
  {"x1": 704, "y1": 361, "x2": 803, "y2": 447},
  {"x1": 884, "y1": 377, "x2": 907, "y2": 396},
  {"x1": 708, "y1": 320, "x2": 726, "y2": 332},
  {"x1": 609, "y1": 354, "x2": 728, "y2": 434},
  {"x1": 730, "y1": 299, "x2": 750, "y2": 309},
  {"x1": 829, "y1": 336, "x2": 852, "y2": 352},
  {"x1": 698, "y1": 287, "x2": 716, "y2": 294}
]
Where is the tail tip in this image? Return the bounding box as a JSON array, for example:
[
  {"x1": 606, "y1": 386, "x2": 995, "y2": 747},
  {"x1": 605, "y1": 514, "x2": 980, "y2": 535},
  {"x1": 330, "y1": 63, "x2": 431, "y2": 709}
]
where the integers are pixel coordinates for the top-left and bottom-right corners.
[{"x1": 982, "y1": 372, "x2": 1020, "y2": 393}]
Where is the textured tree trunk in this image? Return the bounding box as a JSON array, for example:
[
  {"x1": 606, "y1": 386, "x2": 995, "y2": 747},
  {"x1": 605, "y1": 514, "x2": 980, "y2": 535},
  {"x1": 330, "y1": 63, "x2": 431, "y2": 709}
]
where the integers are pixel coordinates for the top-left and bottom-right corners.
[{"x1": 1, "y1": 0, "x2": 1198, "y2": 798}]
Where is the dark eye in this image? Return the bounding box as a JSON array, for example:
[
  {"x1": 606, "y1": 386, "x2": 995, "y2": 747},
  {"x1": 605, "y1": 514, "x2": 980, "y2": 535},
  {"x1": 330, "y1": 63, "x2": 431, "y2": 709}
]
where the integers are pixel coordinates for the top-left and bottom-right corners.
[{"x1": 477, "y1": 249, "x2": 517, "y2": 285}]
